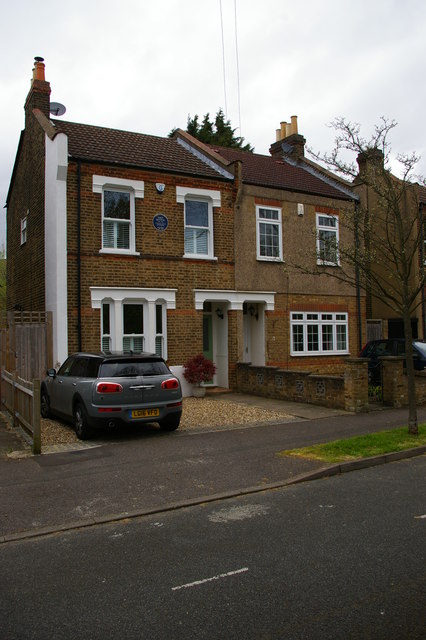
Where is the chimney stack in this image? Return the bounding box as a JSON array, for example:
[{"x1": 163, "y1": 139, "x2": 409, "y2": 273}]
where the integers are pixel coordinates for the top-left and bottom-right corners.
[
  {"x1": 24, "y1": 56, "x2": 51, "y2": 119},
  {"x1": 270, "y1": 115, "x2": 306, "y2": 159}
]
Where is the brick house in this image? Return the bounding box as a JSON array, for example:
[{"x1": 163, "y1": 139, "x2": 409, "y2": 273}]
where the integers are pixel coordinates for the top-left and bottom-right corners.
[
  {"x1": 185, "y1": 118, "x2": 364, "y2": 375},
  {"x1": 6, "y1": 59, "x2": 240, "y2": 392},
  {"x1": 6, "y1": 59, "x2": 366, "y2": 394},
  {"x1": 353, "y1": 150, "x2": 426, "y2": 342}
]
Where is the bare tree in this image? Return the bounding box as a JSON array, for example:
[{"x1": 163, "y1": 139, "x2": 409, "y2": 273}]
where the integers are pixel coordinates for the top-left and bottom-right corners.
[{"x1": 299, "y1": 117, "x2": 425, "y2": 435}]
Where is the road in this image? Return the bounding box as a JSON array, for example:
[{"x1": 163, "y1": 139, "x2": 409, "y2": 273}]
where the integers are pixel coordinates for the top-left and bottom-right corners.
[
  {"x1": 2, "y1": 406, "x2": 425, "y2": 539},
  {"x1": 1, "y1": 455, "x2": 425, "y2": 639}
]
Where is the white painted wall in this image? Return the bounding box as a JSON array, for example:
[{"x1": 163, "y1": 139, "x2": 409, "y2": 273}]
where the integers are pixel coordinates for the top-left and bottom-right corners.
[
  {"x1": 45, "y1": 132, "x2": 68, "y2": 366},
  {"x1": 212, "y1": 308, "x2": 228, "y2": 388},
  {"x1": 170, "y1": 365, "x2": 193, "y2": 397}
]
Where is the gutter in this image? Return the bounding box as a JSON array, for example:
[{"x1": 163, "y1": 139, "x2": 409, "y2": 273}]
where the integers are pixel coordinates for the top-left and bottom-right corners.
[
  {"x1": 355, "y1": 200, "x2": 363, "y2": 351},
  {"x1": 420, "y1": 201, "x2": 425, "y2": 340},
  {"x1": 77, "y1": 159, "x2": 82, "y2": 350}
]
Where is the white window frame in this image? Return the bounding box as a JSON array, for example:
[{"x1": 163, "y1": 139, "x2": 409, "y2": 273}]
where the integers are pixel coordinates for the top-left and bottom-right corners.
[
  {"x1": 290, "y1": 311, "x2": 348, "y2": 356},
  {"x1": 20, "y1": 215, "x2": 28, "y2": 245},
  {"x1": 101, "y1": 301, "x2": 112, "y2": 352},
  {"x1": 176, "y1": 186, "x2": 220, "y2": 261},
  {"x1": 122, "y1": 301, "x2": 145, "y2": 353},
  {"x1": 155, "y1": 303, "x2": 166, "y2": 357},
  {"x1": 256, "y1": 205, "x2": 283, "y2": 262},
  {"x1": 102, "y1": 187, "x2": 135, "y2": 253},
  {"x1": 93, "y1": 175, "x2": 143, "y2": 256},
  {"x1": 183, "y1": 197, "x2": 213, "y2": 258},
  {"x1": 316, "y1": 213, "x2": 340, "y2": 266},
  {"x1": 92, "y1": 287, "x2": 177, "y2": 359}
]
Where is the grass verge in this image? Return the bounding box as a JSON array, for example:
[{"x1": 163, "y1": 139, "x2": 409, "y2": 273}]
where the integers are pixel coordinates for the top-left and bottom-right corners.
[{"x1": 278, "y1": 424, "x2": 426, "y2": 463}]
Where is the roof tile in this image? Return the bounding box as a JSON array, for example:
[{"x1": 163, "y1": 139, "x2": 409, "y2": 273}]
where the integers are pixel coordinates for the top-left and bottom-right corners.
[
  {"x1": 52, "y1": 120, "x2": 230, "y2": 180},
  {"x1": 210, "y1": 146, "x2": 354, "y2": 200}
]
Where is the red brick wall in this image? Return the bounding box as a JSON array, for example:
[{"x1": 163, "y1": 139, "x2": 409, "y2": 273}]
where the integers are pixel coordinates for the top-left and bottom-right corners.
[
  {"x1": 65, "y1": 161, "x2": 235, "y2": 363},
  {"x1": 6, "y1": 113, "x2": 47, "y2": 312}
]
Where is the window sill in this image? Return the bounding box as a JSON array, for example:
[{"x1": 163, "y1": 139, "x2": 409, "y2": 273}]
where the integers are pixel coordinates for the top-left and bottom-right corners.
[
  {"x1": 99, "y1": 249, "x2": 140, "y2": 257},
  {"x1": 183, "y1": 254, "x2": 218, "y2": 261},
  {"x1": 291, "y1": 351, "x2": 349, "y2": 357},
  {"x1": 257, "y1": 257, "x2": 284, "y2": 263},
  {"x1": 316, "y1": 260, "x2": 340, "y2": 267}
]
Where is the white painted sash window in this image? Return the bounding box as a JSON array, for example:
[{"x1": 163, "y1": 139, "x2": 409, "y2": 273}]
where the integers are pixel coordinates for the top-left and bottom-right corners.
[
  {"x1": 184, "y1": 199, "x2": 211, "y2": 256},
  {"x1": 103, "y1": 189, "x2": 132, "y2": 251},
  {"x1": 93, "y1": 175, "x2": 144, "y2": 256},
  {"x1": 316, "y1": 213, "x2": 339, "y2": 265},
  {"x1": 256, "y1": 206, "x2": 283, "y2": 261},
  {"x1": 176, "y1": 186, "x2": 220, "y2": 260}
]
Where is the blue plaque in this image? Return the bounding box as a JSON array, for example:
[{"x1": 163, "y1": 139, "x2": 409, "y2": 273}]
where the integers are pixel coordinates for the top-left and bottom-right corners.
[{"x1": 153, "y1": 214, "x2": 168, "y2": 231}]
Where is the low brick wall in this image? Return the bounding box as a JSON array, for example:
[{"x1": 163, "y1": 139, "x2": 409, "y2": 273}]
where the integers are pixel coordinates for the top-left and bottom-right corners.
[
  {"x1": 234, "y1": 358, "x2": 426, "y2": 413},
  {"x1": 381, "y1": 357, "x2": 426, "y2": 407},
  {"x1": 235, "y1": 360, "x2": 369, "y2": 412}
]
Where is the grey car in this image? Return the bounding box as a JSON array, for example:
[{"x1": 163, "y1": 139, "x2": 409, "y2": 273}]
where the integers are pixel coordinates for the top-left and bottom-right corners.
[{"x1": 40, "y1": 352, "x2": 182, "y2": 439}]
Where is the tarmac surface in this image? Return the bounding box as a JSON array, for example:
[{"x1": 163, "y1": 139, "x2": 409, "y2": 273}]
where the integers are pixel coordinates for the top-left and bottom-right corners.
[{"x1": 1, "y1": 393, "x2": 425, "y2": 543}]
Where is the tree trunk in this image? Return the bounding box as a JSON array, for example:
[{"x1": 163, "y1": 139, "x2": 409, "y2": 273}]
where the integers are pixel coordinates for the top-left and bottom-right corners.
[{"x1": 402, "y1": 308, "x2": 418, "y2": 435}]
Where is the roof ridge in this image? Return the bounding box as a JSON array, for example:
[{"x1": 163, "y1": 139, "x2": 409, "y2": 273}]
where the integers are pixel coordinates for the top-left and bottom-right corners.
[
  {"x1": 281, "y1": 154, "x2": 358, "y2": 201},
  {"x1": 52, "y1": 118, "x2": 172, "y2": 142}
]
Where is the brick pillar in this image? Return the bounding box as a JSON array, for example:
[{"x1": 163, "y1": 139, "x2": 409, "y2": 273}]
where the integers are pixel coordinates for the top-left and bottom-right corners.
[
  {"x1": 227, "y1": 310, "x2": 241, "y2": 390},
  {"x1": 381, "y1": 357, "x2": 405, "y2": 407},
  {"x1": 344, "y1": 358, "x2": 369, "y2": 412}
]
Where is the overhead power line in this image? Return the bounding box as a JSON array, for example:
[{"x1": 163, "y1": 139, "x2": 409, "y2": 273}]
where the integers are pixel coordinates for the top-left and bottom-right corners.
[{"x1": 219, "y1": 0, "x2": 228, "y2": 118}]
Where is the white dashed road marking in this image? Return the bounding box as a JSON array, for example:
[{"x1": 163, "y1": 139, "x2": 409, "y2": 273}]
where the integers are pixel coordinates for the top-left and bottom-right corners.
[{"x1": 172, "y1": 567, "x2": 249, "y2": 591}]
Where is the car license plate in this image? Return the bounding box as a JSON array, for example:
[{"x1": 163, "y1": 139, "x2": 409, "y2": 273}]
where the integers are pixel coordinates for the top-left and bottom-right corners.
[{"x1": 130, "y1": 408, "x2": 160, "y2": 419}]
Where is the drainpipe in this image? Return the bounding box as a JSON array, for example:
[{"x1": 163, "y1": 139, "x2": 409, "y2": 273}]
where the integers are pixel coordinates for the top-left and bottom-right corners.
[
  {"x1": 354, "y1": 199, "x2": 363, "y2": 351},
  {"x1": 77, "y1": 159, "x2": 82, "y2": 350},
  {"x1": 420, "y1": 202, "x2": 425, "y2": 340}
]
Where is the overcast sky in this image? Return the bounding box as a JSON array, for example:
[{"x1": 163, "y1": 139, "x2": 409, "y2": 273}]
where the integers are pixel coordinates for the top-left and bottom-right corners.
[{"x1": 1, "y1": 0, "x2": 426, "y2": 251}]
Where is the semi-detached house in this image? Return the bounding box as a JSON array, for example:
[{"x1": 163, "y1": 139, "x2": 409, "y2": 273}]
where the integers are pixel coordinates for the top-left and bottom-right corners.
[
  {"x1": 203, "y1": 120, "x2": 363, "y2": 375},
  {"x1": 6, "y1": 59, "x2": 365, "y2": 394}
]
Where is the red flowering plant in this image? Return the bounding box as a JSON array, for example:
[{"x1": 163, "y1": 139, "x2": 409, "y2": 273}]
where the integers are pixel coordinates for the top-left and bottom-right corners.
[{"x1": 183, "y1": 354, "x2": 216, "y2": 387}]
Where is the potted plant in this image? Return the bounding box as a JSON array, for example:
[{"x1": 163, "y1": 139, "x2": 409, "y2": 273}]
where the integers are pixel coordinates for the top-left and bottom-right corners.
[{"x1": 183, "y1": 354, "x2": 217, "y2": 398}]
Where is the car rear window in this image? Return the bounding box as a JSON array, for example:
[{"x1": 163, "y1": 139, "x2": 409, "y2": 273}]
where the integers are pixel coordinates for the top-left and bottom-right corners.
[{"x1": 99, "y1": 360, "x2": 170, "y2": 377}]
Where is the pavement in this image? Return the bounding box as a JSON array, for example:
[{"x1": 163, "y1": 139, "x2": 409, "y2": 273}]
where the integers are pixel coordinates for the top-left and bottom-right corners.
[{"x1": 0, "y1": 393, "x2": 425, "y2": 543}]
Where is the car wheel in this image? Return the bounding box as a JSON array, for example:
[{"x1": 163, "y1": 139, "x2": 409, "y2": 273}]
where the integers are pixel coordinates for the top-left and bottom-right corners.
[
  {"x1": 159, "y1": 415, "x2": 181, "y2": 432},
  {"x1": 40, "y1": 389, "x2": 51, "y2": 419},
  {"x1": 73, "y1": 402, "x2": 92, "y2": 440}
]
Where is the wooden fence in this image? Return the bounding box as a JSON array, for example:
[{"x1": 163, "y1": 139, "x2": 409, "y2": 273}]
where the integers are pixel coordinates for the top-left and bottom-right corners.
[
  {"x1": 0, "y1": 311, "x2": 53, "y2": 380},
  {"x1": 1, "y1": 369, "x2": 41, "y2": 454}
]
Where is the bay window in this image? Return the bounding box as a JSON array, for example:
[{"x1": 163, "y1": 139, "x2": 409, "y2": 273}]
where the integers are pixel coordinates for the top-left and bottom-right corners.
[{"x1": 93, "y1": 287, "x2": 177, "y2": 359}]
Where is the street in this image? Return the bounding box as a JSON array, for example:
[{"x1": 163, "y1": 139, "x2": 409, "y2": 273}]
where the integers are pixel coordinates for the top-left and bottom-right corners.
[
  {"x1": 2, "y1": 406, "x2": 425, "y2": 539},
  {"x1": 1, "y1": 455, "x2": 425, "y2": 639}
]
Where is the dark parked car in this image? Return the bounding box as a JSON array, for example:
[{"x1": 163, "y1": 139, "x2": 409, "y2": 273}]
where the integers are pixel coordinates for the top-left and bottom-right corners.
[
  {"x1": 41, "y1": 352, "x2": 182, "y2": 439},
  {"x1": 359, "y1": 338, "x2": 426, "y2": 383}
]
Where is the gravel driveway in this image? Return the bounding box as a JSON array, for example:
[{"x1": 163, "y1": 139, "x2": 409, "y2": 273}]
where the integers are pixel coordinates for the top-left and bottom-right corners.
[{"x1": 41, "y1": 396, "x2": 293, "y2": 445}]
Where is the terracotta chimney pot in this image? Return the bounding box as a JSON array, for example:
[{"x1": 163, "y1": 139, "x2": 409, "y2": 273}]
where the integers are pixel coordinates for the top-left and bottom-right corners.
[{"x1": 32, "y1": 58, "x2": 45, "y2": 82}]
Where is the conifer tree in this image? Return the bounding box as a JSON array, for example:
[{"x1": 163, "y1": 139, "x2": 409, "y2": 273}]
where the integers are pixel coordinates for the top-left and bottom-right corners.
[{"x1": 170, "y1": 109, "x2": 253, "y2": 151}]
